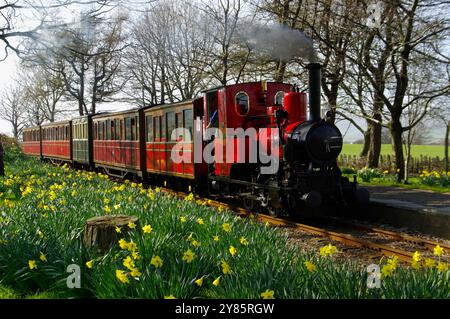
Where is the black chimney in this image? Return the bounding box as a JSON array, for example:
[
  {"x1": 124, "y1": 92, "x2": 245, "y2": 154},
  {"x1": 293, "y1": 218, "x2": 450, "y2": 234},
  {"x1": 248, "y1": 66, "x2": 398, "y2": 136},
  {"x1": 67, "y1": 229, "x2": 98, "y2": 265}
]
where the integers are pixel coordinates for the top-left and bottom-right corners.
[{"x1": 307, "y1": 63, "x2": 321, "y2": 122}]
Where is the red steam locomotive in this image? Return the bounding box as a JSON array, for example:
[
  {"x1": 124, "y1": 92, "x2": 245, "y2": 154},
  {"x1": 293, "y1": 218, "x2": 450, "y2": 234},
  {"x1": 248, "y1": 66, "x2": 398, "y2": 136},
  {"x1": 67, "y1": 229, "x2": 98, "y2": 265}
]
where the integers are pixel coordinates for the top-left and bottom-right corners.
[{"x1": 22, "y1": 63, "x2": 369, "y2": 216}]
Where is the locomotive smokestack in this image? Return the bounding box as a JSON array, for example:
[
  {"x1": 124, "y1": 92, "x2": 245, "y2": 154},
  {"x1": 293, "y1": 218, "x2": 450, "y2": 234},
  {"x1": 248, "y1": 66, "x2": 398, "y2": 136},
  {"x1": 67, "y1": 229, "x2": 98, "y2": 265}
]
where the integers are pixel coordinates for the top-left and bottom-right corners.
[{"x1": 307, "y1": 63, "x2": 321, "y2": 122}]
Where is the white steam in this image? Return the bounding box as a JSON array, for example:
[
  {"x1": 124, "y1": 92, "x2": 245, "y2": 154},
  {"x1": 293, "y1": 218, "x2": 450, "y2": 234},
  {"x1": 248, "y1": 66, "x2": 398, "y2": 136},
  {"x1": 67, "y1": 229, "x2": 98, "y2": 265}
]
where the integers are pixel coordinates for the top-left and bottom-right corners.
[{"x1": 239, "y1": 22, "x2": 316, "y2": 62}]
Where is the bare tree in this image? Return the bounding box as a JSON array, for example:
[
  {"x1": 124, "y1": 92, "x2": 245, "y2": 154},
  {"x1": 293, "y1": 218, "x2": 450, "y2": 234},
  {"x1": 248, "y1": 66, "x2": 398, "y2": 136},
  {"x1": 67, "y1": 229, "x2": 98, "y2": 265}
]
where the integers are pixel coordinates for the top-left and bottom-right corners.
[
  {"x1": 0, "y1": 0, "x2": 116, "y2": 62},
  {"x1": 0, "y1": 84, "x2": 27, "y2": 138},
  {"x1": 199, "y1": 0, "x2": 249, "y2": 85},
  {"x1": 127, "y1": 0, "x2": 215, "y2": 106}
]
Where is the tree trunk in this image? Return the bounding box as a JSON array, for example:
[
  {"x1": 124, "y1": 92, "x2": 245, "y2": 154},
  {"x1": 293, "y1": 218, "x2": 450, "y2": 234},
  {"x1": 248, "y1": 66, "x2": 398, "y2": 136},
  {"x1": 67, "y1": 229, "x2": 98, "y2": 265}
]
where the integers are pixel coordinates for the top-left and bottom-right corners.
[
  {"x1": 445, "y1": 120, "x2": 449, "y2": 173},
  {"x1": 367, "y1": 119, "x2": 381, "y2": 168},
  {"x1": 274, "y1": 60, "x2": 287, "y2": 82},
  {"x1": 83, "y1": 215, "x2": 139, "y2": 253},
  {"x1": 391, "y1": 120, "x2": 405, "y2": 182},
  {"x1": 360, "y1": 125, "x2": 372, "y2": 157}
]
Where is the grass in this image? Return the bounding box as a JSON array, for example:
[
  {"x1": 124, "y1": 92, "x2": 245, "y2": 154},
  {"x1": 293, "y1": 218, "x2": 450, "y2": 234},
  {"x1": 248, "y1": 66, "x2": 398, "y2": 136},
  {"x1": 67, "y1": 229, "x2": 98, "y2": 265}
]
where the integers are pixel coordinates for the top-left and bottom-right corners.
[
  {"x1": 0, "y1": 154, "x2": 449, "y2": 298},
  {"x1": 342, "y1": 144, "x2": 445, "y2": 158}
]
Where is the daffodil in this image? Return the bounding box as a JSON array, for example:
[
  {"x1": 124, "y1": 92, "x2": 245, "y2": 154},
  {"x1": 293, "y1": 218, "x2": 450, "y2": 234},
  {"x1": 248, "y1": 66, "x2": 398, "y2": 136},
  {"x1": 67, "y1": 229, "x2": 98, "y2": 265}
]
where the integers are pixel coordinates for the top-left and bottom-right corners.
[
  {"x1": 239, "y1": 236, "x2": 249, "y2": 246},
  {"x1": 130, "y1": 268, "x2": 142, "y2": 278},
  {"x1": 213, "y1": 235, "x2": 219, "y2": 241},
  {"x1": 128, "y1": 222, "x2": 136, "y2": 229},
  {"x1": 180, "y1": 216, "x2": 187, "y2": 223},
  {"x1": 319, "y1": 244, "x2": 338, "y2": 257},
  {"x1": 151, "y1": 255, "x2": 163, "y2": 268},
  {"x1": 412, "y1": 251, "x2": 421, "y2": 262},
  {"x1": 437, "y1": 262, "x2": 448, "y2": 272},
  {"x1": 222, "y1": 223, "x2": 231, "y2": 232},
  {"x1": 212, "y1": 276, "x2": 221, "y2": 286},
  {"x1": 381, "y1": 264, "x2": 395, "y2": 277},
  {"x1": 142, "y1": 224, "x2": 153, "y2": 234},
  {"x1": 194, "y1": 276, "x2": 204, "y2": 287},
  {"x1": 123, "y1": 256, "x2": 136, "y2": 270},
  {"x1": 425, "y1": 258, "x2": 436, "y2": 268},
  {"x1": 119, "y1": 238, "x2": 128, "y2": 250},
  {"x1": 86, "y1": 260, "x2": 94, "y2": 269},
  {"x1": 104, "y1": 205, "x2": 111, "y2": 213},
  {"x1": 434, "y1": 245, "x2": 444, "y2": 257},
  {"x1": 229, "y1": 245, "x2": 237, "y2": 257},
  {"x1": 132, "y1": 251, "x2": 140, "y2": 260},
  {"x1": 191, "y1": 240, "x2": 200, "y2": 247},
  {"x1": 116, "y1": 270, "x2": 129, "y2": 284},
  {"x1": 260, "y1": 289, "x2": 275, "y2": 299},
  {"x1": 39, "y1": 252, "x2": 47, "y2": 262},
  {"x1": 115, "y1": 227, "x2": 122, "y2": 234},
  {"x1": 197, "y1": 218, "x2": 204, "y2": 225},
  {"x1": 127, "y1": 241, "x2": 137, "y2": 252},
  {"x1": 28, "y1": 260, "x2": 37, "y2": 270},
  {"x1": 182, "y1": 249, "x2": 196, "y2": 263},
  {"x1": 304, "y1": 260, "x2": 316, "y2": 272},
  {"x1": 221, "y1": 260, "x2": 231, "y2": 275}
]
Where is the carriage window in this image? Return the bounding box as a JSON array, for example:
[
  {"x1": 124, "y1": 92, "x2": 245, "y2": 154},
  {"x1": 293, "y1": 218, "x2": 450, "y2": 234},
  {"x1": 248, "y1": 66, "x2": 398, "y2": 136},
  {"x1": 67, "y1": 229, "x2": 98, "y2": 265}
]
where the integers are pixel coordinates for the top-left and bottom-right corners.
[
  {"x1": 154, "y1": 117, "x2": 160, "y2": 141},
  {"x1": 99, "y1": 122, "x2": 104, "y2": 140},
  {"x1": 111, "y1": 120, "x2": 115, "y2": 140},
  {"x1": 135, "y1": 116, "x2": 139, "y2": 141},
  {"x1": 235, "y1": 92, "x2": 249, "y2": 116},
  {"x1": 275, "y1": 91, "x2": 285, "y2": 106},
  {"x1": 183, "y1": 109, "x2": 193, "y2": 137},
  {"x1": 161, "y1": 114, "x2": 166, "y2": 141},
  {"x1": 146, "y1": 116, "x2": 153, "y2": 142},
  {"x1": 166, "y1": 112, "x2": 175, "y2": 141},
  {"x1": 125, "y1": 117, "x2": 132, "y2": 140},
  {"x1": 66, "y1": 126, "x2": 69, "y2": 140},
  {"x1": 115, "y1": 119, "x2": 120, "y2": 140},
  {"x1": 131, "y1": 117, "x2": 136, "y2": 140},
  {"x1": 105, "y1": 120, "x2": 110, "y2": 140}
]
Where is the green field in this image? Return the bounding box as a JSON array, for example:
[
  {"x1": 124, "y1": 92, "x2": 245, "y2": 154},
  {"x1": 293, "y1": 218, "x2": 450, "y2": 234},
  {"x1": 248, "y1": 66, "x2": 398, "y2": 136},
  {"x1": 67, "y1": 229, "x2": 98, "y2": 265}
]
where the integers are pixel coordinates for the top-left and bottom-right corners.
[{"x1": 342, "y1": 144, "x2": 445, "y2": 158}]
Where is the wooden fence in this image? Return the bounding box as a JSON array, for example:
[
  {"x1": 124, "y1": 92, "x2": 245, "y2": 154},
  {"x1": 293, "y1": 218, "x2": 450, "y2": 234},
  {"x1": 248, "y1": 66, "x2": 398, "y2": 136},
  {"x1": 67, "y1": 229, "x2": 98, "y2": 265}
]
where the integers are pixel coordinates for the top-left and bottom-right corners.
[{"x1": 338, "y1": 154, "x2": 447, "y2": 174}]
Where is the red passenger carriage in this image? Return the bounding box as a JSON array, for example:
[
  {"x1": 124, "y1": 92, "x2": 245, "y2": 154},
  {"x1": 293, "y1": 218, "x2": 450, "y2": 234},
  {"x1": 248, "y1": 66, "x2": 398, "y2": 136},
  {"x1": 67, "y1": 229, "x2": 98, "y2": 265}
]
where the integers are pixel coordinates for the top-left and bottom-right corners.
[
  {"x1": 92, "y1": 109, "x2": 145, "y2": 177},
  {"x1": 22, "y1": 126, "x2": 42, "y2": 157},
  {"x1": 41, "y1": 121, "x2": 72, "y2": 162}
]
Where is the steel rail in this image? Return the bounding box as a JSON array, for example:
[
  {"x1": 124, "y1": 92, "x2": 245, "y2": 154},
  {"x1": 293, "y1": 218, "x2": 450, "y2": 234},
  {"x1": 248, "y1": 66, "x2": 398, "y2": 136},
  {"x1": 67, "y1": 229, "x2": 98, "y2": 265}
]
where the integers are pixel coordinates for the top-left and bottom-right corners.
[{"x1": 160, "y1": 188, "x2": 420, "y2": 262}]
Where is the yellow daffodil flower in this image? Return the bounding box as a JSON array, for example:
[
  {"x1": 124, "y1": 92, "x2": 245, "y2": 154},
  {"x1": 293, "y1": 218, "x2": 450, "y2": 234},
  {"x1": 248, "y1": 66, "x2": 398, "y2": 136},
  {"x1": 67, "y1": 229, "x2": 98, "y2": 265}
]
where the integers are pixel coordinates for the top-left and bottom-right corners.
[
  {"x1": 222, "y1": 223, "x2": 231, "y2": 232},
  {"x1": 28, "y1": 260, "x2": 37, "y2": 270},
  {"x1": 142, "y1": 224, "x2": 153, "y2": 234},
  {"x1": 212, "y1": 276, "x2": 221, "y2": 286},
  {"x1": 116, "y1": 270, "x2": 129, "y2": 284},
  {"x1": 260, "y1": 289, "x2": 275, "y2": 299},
  {"x1": 39, "y1": 252, "x2": 47, "y2": 262},
  {"x1": 86, "y1": 260, "x2": 94, "y2": 269},
  {"x1": 221, "y1": 260, "x2": 231, "y2": 275},
  {"x1": 151, "y1": 255, "x2": 163, "y2": 268},
  {"x1": 433, "y1": 245, "x2": 444, "y2": 257},
  {"x1": 239, "y1": 236, "x2": 249, "y2": 246},
  {"x1": 182, "y1": 249, "x2": 196, "y2": 263},
  {"x1": 304, "y1": 260, "x2": 316, "y2": 272},
  {"x1": 194, "y1": 276, "x2": 204, "y2": 287}
]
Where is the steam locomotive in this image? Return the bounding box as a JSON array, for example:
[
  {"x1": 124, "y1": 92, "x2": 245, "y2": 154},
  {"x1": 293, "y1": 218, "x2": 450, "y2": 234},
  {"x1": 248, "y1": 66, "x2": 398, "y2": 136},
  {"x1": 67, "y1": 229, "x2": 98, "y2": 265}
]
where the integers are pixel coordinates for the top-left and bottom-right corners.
[{"x1": 22, "y1": 63, "x2": 369, "y2": 216}]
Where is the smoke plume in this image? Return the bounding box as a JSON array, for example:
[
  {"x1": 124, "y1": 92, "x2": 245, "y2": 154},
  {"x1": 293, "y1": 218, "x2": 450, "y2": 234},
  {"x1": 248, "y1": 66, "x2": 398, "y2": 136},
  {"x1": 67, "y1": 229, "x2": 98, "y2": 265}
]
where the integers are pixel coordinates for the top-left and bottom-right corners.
[{"x1": 239, "y1": 22, "x2": 316, "y2": 62}]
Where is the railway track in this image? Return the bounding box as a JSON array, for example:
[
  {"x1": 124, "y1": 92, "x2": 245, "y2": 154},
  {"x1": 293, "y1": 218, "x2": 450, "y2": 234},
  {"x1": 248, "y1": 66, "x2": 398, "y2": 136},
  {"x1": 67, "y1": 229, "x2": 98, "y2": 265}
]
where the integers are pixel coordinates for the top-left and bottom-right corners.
[{"x1": 159, "y1": 187, "x2": 449, "y2": 263}]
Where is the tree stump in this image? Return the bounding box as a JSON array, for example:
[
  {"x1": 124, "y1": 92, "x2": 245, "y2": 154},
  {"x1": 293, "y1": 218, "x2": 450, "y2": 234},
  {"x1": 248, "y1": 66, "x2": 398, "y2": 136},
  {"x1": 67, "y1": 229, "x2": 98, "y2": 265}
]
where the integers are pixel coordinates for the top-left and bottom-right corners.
[{"x1": 83, "y1": 215, "x2": 139, "y2": 253}]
